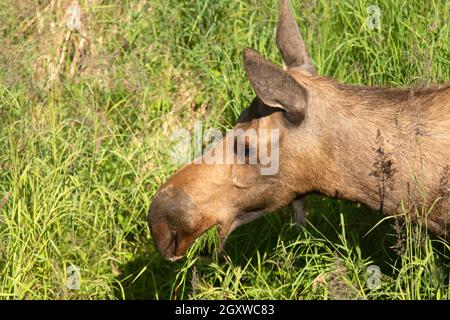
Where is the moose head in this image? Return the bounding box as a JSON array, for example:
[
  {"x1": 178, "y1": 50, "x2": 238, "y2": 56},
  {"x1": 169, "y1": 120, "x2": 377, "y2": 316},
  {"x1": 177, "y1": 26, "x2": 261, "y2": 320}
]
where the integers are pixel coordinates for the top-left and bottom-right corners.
[{"x1": 148, "y1": 0, "x2": 450, "y2": 261}]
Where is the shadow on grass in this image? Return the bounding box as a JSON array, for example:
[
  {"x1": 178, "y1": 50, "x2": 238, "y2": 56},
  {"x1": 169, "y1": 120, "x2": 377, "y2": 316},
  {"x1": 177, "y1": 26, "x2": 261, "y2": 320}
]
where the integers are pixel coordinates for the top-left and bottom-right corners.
[
  {"x1": 113, "y1": 244, "x2": 190, "y2": 300},
  {"x1": 115, "y1": 195, "x2": 448, "y2": 299},
  {"x1": 114, "y1": 214, "x2": 294, "y2": 299},
  {"x1": 113, "y1": 220, "x2": 286, "y2": 300}
]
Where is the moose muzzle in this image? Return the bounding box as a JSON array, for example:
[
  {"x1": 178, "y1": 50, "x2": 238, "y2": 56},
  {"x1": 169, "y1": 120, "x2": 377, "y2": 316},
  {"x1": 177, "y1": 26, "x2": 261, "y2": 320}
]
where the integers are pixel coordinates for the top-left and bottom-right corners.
[{"x1": 147, "y1": 185, "x2": 211, "y2": 261}]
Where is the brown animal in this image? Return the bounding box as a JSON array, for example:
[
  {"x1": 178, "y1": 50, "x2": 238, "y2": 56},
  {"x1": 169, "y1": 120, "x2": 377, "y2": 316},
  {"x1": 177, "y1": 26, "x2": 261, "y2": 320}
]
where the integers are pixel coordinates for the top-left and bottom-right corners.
[{"x1": 148, "y1": 0, "x2": 450, "y2": 261}]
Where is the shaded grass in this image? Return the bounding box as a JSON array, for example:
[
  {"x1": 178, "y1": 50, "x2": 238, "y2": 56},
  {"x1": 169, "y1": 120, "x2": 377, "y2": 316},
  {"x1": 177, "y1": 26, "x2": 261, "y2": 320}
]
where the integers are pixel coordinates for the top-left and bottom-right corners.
[{"x1": 0, "y1": 0, "x2": 449, "y2": 299}]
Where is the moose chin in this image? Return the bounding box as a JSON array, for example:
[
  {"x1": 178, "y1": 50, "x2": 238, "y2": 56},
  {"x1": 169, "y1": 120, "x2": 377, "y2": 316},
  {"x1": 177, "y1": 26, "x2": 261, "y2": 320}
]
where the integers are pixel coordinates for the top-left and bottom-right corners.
[{"x1": 148, "y1": 0, "x2": 450, "y2": 261}]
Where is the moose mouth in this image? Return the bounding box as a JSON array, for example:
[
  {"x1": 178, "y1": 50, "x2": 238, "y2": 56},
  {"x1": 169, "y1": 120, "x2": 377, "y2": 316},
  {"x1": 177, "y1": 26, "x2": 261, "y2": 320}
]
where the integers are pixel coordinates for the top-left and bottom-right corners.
[
  {"x1": 150, "y1": 220, "x2": 217, "y2": 262},
  {"x1": 150, "y1": 222, "x2": 179, "y2": 261},
  {"x1": 162, "y1": 230, "x2": 181, "y2": 262},
  {"x1": 163, "y1": 236, "x2": 183, "y2": 262},
  {"x1": 151, "y1": 209, "x2": 268, "y2": 262}
]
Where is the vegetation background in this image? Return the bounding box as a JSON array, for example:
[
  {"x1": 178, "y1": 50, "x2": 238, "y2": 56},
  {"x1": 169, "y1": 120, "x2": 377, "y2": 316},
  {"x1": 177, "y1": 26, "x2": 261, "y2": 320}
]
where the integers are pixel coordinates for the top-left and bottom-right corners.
[{"x1": 0, "y1": 0, "x2": 449, "y2": 299}]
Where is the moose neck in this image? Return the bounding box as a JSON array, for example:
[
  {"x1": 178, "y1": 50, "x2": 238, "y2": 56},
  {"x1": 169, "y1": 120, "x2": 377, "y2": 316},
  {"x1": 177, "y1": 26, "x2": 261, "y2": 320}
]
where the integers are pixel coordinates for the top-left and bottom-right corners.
[{"x1": 303, "y1": 77, "x2": 450, "y2": 216}]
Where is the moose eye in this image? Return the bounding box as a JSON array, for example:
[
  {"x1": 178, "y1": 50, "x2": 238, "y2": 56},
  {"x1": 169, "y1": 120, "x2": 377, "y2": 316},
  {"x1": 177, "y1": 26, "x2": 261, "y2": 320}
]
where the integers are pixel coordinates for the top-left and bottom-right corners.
[
  {"x1": 243, "y1": 145, "x2": 251, "y2": 157},
  {"x1": 234, "y1": 138, "x2": 255, "y2": 161},
  {"x1": 242, "y1": 146, "x2": 255, "y2": 161}
]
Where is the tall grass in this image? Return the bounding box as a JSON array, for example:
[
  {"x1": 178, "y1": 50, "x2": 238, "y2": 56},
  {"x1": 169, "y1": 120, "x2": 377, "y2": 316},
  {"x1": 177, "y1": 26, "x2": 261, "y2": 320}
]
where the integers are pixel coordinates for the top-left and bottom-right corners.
[{"x1": 0, "y1": 0, "x2": 449, "y2": 299}]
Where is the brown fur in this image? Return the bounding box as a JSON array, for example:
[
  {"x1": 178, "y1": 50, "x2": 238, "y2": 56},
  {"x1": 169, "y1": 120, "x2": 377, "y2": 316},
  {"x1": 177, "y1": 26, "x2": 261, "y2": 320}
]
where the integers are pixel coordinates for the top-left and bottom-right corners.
[
  {"x1": 289, "y1": 73, "x2": 450, "y2": 236},
  {"x1": 147, "y1": 0, "x2": 450, "y2": 260}
]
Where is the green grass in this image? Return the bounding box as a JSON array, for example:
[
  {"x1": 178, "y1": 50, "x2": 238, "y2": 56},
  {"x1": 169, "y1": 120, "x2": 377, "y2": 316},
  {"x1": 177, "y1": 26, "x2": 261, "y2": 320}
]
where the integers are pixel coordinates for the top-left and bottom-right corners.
[{"x1": 0, "y1": 0, "x2": 449, "y2": 299}]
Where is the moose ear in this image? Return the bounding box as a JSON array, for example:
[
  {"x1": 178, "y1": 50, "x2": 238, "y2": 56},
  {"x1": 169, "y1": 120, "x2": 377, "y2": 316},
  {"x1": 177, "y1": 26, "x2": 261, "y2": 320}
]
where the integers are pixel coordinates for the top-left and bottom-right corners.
[
  {"x1": 243, "y1": 48, "x2": 308, "y2": 123},
  {"x1": 276, "y1": 0, "x2": 315, "y2": 75}
]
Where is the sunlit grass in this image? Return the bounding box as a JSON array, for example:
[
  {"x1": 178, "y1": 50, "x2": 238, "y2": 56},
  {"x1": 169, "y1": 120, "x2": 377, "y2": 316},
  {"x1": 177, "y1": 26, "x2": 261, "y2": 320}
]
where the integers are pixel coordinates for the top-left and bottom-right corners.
[{"x1": 0, "y1": 0, "x2": 449, "y2": 299}]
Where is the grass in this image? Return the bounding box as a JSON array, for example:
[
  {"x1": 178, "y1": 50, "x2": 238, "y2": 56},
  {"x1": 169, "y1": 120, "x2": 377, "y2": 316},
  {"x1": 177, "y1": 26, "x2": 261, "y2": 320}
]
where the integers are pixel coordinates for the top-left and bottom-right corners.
[{"x1": 0, "y1": 0, "x2": 449, "y2": 299}]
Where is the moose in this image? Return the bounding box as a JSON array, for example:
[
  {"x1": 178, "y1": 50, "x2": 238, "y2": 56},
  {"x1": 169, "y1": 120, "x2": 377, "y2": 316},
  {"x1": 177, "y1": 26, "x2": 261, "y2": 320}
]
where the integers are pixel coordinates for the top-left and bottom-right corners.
[{"x1": 148, "y1": 0, "x2": 450, "y2": 261}]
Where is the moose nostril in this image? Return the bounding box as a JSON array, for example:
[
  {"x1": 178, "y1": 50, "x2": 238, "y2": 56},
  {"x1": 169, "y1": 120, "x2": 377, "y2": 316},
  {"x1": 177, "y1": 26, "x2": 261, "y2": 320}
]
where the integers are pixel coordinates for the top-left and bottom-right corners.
[
  {"x1": 164, "y1": 229, "x2": 177, "y2": 257},
  {"x1": 149, "y1": 222, "x2": 178, "y2": 259},
  {"x1": 147, "y1": 186, "x2": 197, "y2": 260}
]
